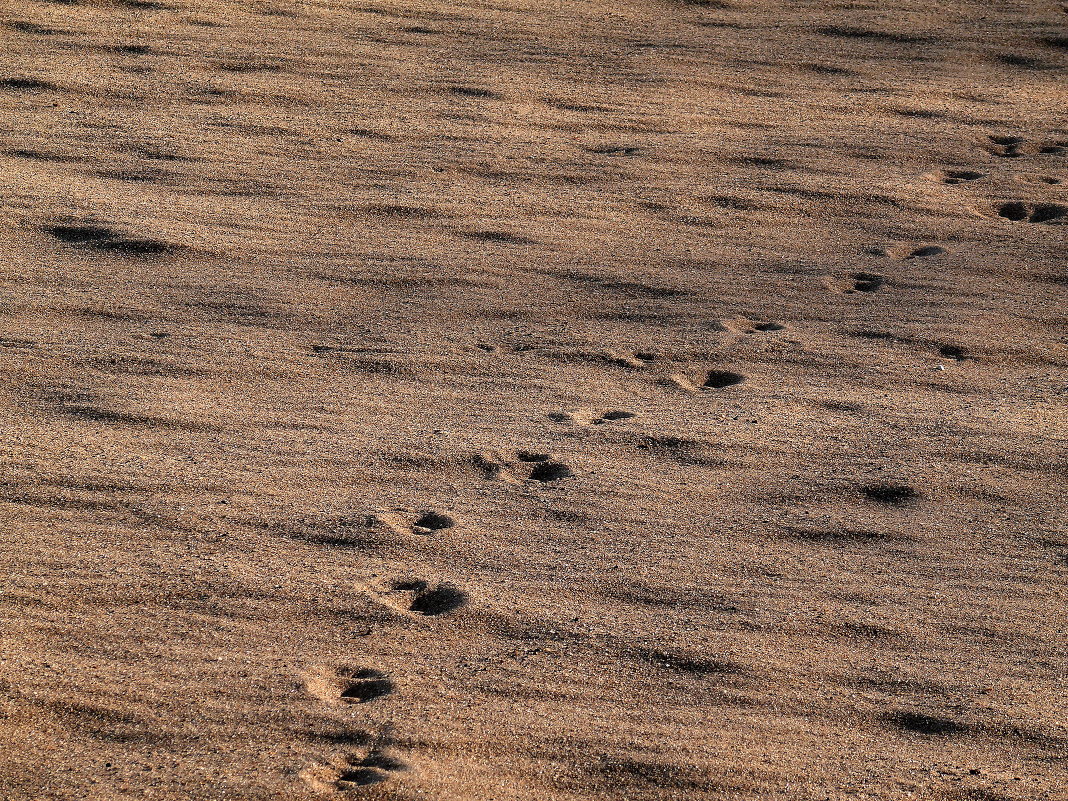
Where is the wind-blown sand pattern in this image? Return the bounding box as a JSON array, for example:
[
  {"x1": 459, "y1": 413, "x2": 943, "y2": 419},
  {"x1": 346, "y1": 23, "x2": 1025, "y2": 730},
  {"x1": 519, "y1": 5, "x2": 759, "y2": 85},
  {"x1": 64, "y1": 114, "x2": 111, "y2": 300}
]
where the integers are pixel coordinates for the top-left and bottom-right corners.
[{"x1": 1, "y1": 0, "x2": 1066, "y2": 799}]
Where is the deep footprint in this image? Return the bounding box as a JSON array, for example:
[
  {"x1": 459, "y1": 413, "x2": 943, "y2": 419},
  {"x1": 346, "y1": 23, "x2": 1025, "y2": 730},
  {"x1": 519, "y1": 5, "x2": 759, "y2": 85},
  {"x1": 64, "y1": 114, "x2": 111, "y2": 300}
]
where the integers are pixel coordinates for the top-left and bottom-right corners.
[
  {"x1": 703, "y1": 370, "x2": 746, "y2": 389},
  {"x1": 851, "y1": 272, "x2": 886, "y2": 292},
  {"x1": 528, "y1": 461, "x2": 574, "y2": 481},
  {"x1": 412, "y1": 511, "x2": 455, "y2": 533},
  {"x1": 995, "y1": 201, "x2": 1067, "y2": 223}
]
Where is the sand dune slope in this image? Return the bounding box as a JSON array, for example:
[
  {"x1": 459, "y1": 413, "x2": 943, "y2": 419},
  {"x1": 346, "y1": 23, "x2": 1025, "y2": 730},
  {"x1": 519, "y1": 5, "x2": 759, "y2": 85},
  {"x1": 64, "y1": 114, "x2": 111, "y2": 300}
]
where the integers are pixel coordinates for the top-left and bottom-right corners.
[{"x1": 0, "y1": 0, "x2": 1066, "y2": 799}]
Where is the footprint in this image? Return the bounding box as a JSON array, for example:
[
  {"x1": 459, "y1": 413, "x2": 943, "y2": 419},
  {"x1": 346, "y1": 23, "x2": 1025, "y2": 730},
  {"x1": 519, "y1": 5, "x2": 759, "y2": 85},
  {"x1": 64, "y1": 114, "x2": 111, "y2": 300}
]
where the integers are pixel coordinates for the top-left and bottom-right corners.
[
  {"x1": 594, "y1": 409, "x2": 638, "y2": 424},
  {"x1": 886, "y1": 244, "x2": 945, "y2": 260},
  {"x1": 994, "y1": 201, "x2": 1067, "y2": 223},
  {"x1": 1018, "y1": 174, "x2": 1062, "y2": 185},
  {"x1": 589, "y1": 144, "x2": 643, "y2": 157},
  {"x1": 528, "y1": 461, "x2": 573, "y2": 481},
  {"x1": 516, "y1": 450, "x2": 551, "y2": 462},
  {"x1": 981, "y1": 135, "x2": 1067, "y2": 158},
  {"x1": 336, "y1": 751, "x2": 409, "y2": 788},
  {"x1": 850, "y1": 272, "x2": 886, "y2": 292},
  {"x1": 304, "y1": 666, "x2": 394, "y2": 705},
  {"x1": 301, "y1": 748, "x2": 410, "y2": 793},
  {"x1": 714, "y1": 316, "x2": 787, "y2": 334},
  {"x1": 883, "y1": 710, "x2": 967, "y2": 736},
  {"x1": 548, "y1": 409, "x2": 595, "y2": 425},
  {"x1": 702, "y1": 370, "x2": 746, "y2": 389},
  {"x1": 982, "y1": 135, "x2": 1026, "y2": 158},
  {"x1": 473, "y1": 450, "x2": 573, "y2": 482},
  {"x1": 662, "y1": 370, "x2": 747, "y2": 392},
  {"x1": 550, "y1": 409, "x2": 637, "y2": 425},
  {"x1": 513, "y1": 451, "x2": 574, "y2": 481},
  {"x1": 412, "y1": 511, "x2": 455, "y2": 534},
  {"x1": 924, "y1": 169, "x2": 984, "y2": 184},
  {"x1": 821, "y1": 272, "x2": 886, "y2": 294},
  {"x1": 751, "y1": 321, "x2": 787, "y2": 332},
  {"x1": 373, "y1": 578, "x2": 468, "y2": 617},
  {"x1": 448, "y1": 85, "x2": 496, "y2": 98}
]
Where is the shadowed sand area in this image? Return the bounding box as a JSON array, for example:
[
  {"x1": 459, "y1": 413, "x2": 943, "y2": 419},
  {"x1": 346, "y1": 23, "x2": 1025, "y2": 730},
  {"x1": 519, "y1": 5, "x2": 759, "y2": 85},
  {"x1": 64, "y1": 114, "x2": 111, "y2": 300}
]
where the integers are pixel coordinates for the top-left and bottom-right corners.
[{"x1": 0, "y1": 0, "x2": 1066, "y2": 799}]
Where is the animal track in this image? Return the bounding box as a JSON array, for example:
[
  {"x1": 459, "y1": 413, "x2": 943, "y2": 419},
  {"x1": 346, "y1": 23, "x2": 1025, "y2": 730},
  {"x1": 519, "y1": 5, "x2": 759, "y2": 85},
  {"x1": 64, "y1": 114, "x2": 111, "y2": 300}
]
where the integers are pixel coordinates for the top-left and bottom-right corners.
[
  {"x1": 995, "y1": 201, "x2": 1067, "y2": 223},
  {"x1": 549, "y1": 409, "x2": 638, "y2": 425},
  {"x1": 412, "y1": 511, "x2": 455, "y2": 534},
  {"x1": 302, "y1": 747, "x2": 410, "y2": 793},
  {"x1": 662, "y1": 369, "x2": 747, "y2": 392},
  {"x1": 305, "y1": 666, "x2": 394, "y2": 705},
  {"x1": 371, "y1": 578, "x2": 468, "y2": 617},
  {"x1": 886, "y1": 244, "x2": 945, "y2": 260},
  {"x1": 924, "y1": 169, "x2": 984, "y2": 184},
  {"x1": 851, "y1": 272, "x2": 886, "y2": 292},
  {"x1": 337, "y1": 751, "x2": 409, "y2": 788},
  {"x1": 474, "y1": 451, "x2": 573, "y2": 482},
  {"x1": 981, "y1": 135, "x2": 1067, "y2": 158},
  {"x1": 752, "y1": 321, "x2": 787, "y2": 332},
  {"x1": 702, "y1": 370, "x2": 746, "y2": 389}
]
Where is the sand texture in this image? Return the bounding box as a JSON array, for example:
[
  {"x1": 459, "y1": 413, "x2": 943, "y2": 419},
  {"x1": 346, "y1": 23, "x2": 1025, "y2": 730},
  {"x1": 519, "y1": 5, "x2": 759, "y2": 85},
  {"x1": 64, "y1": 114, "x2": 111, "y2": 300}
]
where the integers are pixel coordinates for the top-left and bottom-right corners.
[{"x1": 0, "y1": 0, "x2": 1066, "y2": 799}]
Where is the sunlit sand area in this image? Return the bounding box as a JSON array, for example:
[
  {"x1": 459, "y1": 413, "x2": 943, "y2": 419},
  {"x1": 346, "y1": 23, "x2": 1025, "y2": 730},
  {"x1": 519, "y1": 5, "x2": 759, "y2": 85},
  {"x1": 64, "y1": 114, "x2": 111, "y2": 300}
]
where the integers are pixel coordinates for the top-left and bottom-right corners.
[{"x1": 1, "y1": 0, "x2": 1066, "y2": 798}]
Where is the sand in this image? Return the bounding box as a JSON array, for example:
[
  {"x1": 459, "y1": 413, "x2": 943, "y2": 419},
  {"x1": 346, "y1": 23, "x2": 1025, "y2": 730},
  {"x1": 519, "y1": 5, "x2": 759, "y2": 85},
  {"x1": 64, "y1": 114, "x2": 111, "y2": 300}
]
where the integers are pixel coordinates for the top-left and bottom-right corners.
[{"x1": 0, "y1": 0, "x2": 1066, "y2": 799}]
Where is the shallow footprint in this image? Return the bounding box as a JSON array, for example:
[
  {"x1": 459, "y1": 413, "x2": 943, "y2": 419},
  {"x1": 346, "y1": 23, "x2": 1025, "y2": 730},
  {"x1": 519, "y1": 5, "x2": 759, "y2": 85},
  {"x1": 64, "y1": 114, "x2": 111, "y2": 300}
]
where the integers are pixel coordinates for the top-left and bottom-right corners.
[
  {"x1": 551, "y1": 409, "x2": 637, "y2": 425},
  {"x1": 302, "y1": 748, "x2": 410, "y2": 794},
  {"x1": 337, "y1": 751, "x2": 409, "y2": 789},
  {"x1": 305, "y1": 666, "x2": 394, "y2": 705},
  {"x1": 514, "y1": 451, "x2": 574, "y2": 481},
  {"x1": 923, "y1": 168, "x2": 984, "y2": 184},
  {"x1": 373, "y1": 578, "x2": 468, "y2": 617},
  {"x1": 594, "y1": 409, "x2": 638, "y2": 424},
  {"x1": 820, "y1": 272, "x2": 886, "y2": 294},
  {"x1": 606, "y1": 349, "x2": 657, "y2": 369},
  {"x1": 886, "y1": 244, "x2": 945, "y2": 260}
]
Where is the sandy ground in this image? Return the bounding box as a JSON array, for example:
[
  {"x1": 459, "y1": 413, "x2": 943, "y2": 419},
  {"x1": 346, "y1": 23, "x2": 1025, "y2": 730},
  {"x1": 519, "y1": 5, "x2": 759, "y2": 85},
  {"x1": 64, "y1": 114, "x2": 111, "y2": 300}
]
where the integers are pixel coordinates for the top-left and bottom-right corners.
[{"x1": 0, "y1": 0, "x2": 1066, "y2": 799}]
